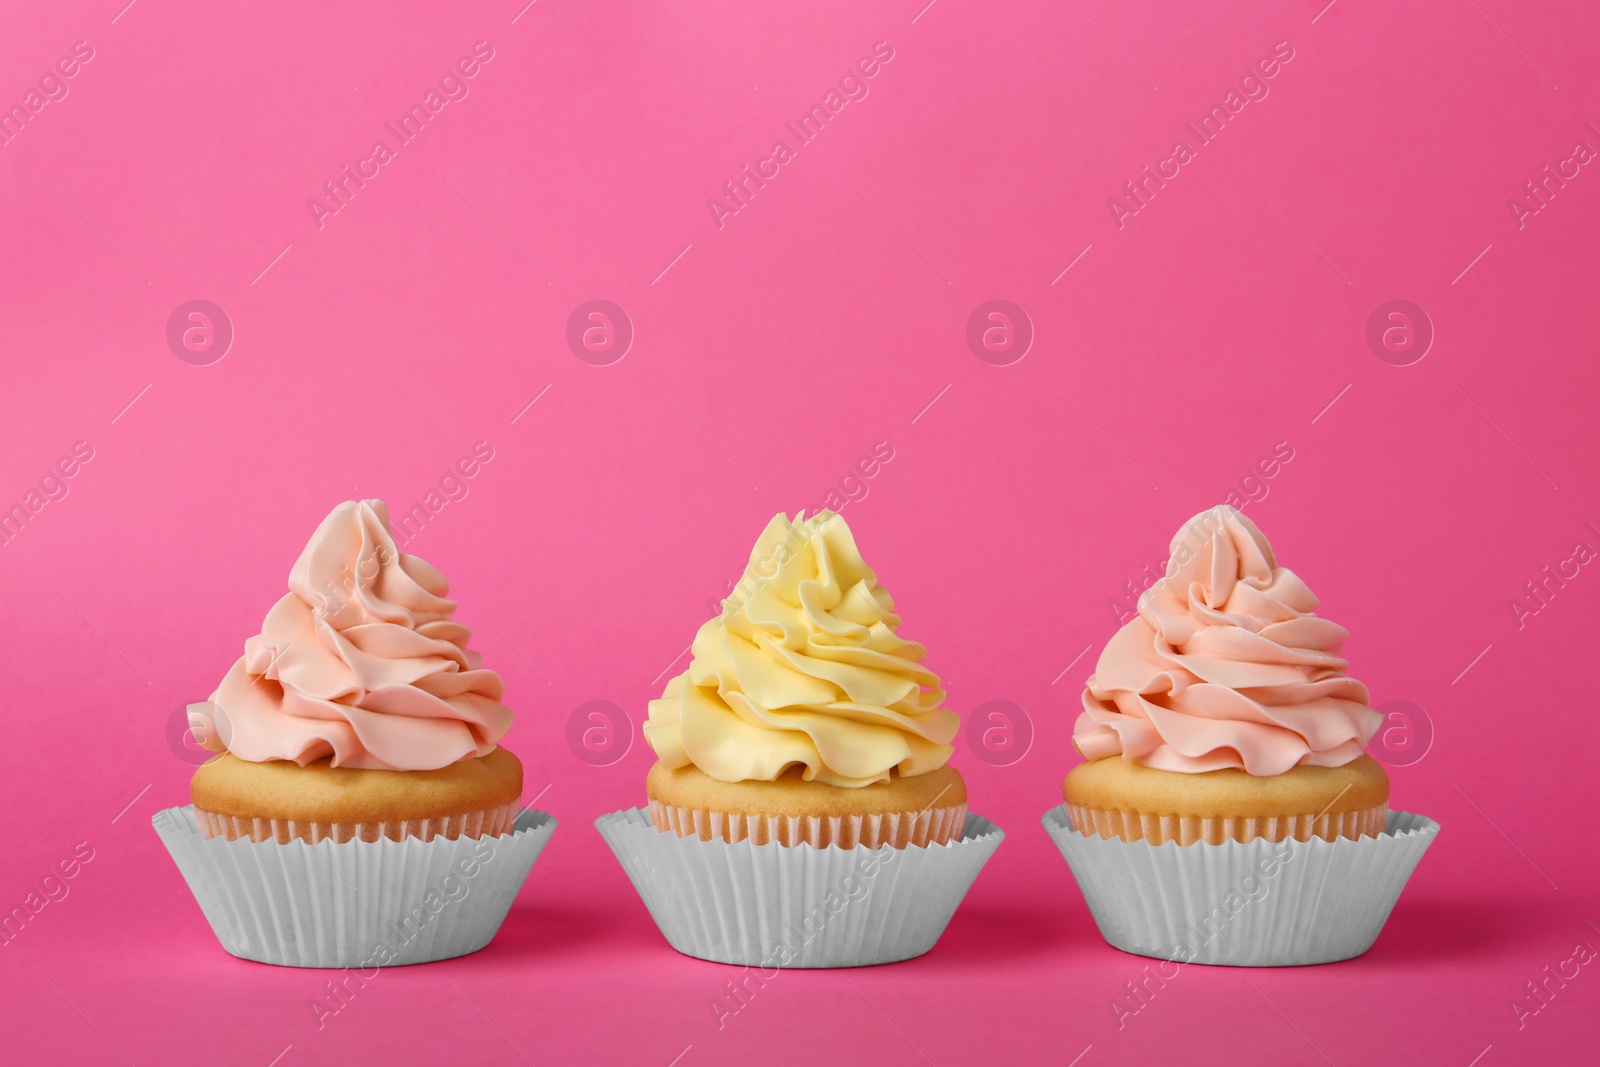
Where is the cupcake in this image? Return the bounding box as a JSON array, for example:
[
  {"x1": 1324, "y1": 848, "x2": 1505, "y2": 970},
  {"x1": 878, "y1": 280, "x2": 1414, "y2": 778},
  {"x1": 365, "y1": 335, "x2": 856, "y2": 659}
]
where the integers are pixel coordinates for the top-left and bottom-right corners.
[
  {"x1": 155, "y1": 500, "x2": 556, "y2": 967},
  {"x1": 1044, "y1": 505, "x2": 1437, "y2": 965},
  {"x1": 598, "y1": 511, "x2": 1003, "y2": 967}
]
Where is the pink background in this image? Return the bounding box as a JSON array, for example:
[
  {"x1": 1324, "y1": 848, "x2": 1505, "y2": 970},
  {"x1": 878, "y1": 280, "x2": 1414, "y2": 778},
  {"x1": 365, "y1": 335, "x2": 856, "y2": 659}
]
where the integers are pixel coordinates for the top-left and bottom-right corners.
[{"x1": 2, "y1": 1, "x2": 1597, "y2": 1064}]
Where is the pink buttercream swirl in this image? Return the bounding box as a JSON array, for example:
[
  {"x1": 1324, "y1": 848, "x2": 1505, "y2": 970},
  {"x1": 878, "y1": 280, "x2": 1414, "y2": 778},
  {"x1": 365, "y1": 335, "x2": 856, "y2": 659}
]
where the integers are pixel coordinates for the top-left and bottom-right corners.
[
  {"x1": 1073, "y1": 505, "x2": 1381, "y2": 776},
  {"x1": 192, "y1": 499, "x2": 513, "y2": 770}
]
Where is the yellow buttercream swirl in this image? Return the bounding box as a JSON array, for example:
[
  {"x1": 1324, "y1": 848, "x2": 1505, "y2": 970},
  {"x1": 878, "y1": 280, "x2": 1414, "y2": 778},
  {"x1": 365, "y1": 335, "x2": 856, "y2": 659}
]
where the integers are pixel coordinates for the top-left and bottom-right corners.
[{"x1": 644, "y1": 511, "x2": 958, "y2": 787}]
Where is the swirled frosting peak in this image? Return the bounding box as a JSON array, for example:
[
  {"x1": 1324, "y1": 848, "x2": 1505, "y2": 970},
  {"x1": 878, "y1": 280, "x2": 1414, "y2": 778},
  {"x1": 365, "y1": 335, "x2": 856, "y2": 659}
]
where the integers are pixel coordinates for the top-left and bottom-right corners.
[
  {"x1": 644, "y1": 511, "x2": 958, "y2": 787},
  {"x1": 1073, "y1": 505, "x2": 1380, "y2": 776},
  {"x1": 193, "y1": 499, "x2": 513, "y2": 770}
]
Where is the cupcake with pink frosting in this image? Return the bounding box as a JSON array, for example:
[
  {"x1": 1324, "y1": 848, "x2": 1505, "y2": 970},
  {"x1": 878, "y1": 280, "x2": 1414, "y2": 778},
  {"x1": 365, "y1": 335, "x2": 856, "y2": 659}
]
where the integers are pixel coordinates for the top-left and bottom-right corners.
[
  {"x1": 1044, "y1": 505, "x2": 1438, "y2": 966},
  {"x1": 155, "y1": 500, "x2": 556, "y2": 967},
  {"x1": 1067, "y1": 504, "x2": 1388, "y2": 844}
]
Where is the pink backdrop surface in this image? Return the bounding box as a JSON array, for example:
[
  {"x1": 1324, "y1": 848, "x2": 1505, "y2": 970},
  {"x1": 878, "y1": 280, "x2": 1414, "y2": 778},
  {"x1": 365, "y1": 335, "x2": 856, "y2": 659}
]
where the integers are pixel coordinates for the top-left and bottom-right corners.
[{"x1": 2, "y1": 1, "x2": 1597, "y2": 1064}]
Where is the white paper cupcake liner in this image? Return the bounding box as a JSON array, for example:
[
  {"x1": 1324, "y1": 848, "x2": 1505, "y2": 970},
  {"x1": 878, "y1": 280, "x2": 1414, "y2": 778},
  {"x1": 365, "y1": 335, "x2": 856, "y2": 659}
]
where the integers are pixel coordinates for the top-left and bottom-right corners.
[
  {"x1": 155, "y1": 805, "x2": 556, "y2": 967},
  {"x1": 597, "y1": 807, "x2": 1003, "y2": 967},
  {"x1": 1043, "y1": 805, "x2": 1438, "y2": 966}
]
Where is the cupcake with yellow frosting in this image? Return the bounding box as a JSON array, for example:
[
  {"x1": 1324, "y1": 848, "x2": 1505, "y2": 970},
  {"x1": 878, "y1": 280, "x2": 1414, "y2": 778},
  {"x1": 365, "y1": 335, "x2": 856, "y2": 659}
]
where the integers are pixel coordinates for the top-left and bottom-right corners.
[
  {"x1": 642, "y1": 511, "x2": 966, "y2": 849},
  {"x1": 599, "y1": 511, "x2": 1003, "y2": 968},
  {"x1": 1044, "y1": 505, "x2": 1438, "y2": 966},
  {"x1": 154, "y1": 500, "x2": 556, "y2": 967}
]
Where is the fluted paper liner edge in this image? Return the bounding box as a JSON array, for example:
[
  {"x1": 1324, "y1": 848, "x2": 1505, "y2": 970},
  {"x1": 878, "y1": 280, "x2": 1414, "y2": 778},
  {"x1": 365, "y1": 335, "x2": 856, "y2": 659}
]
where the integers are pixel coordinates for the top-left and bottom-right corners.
[
  {"x1": 155, "y1": 805, "x2": 556, "y2": 967},
  {"x1": 597, "y1": 807, "x2": 1003, "y2": 968},
  {"x1": 1043, "y1": 805, "x2": 1438, "y2": 966}
]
